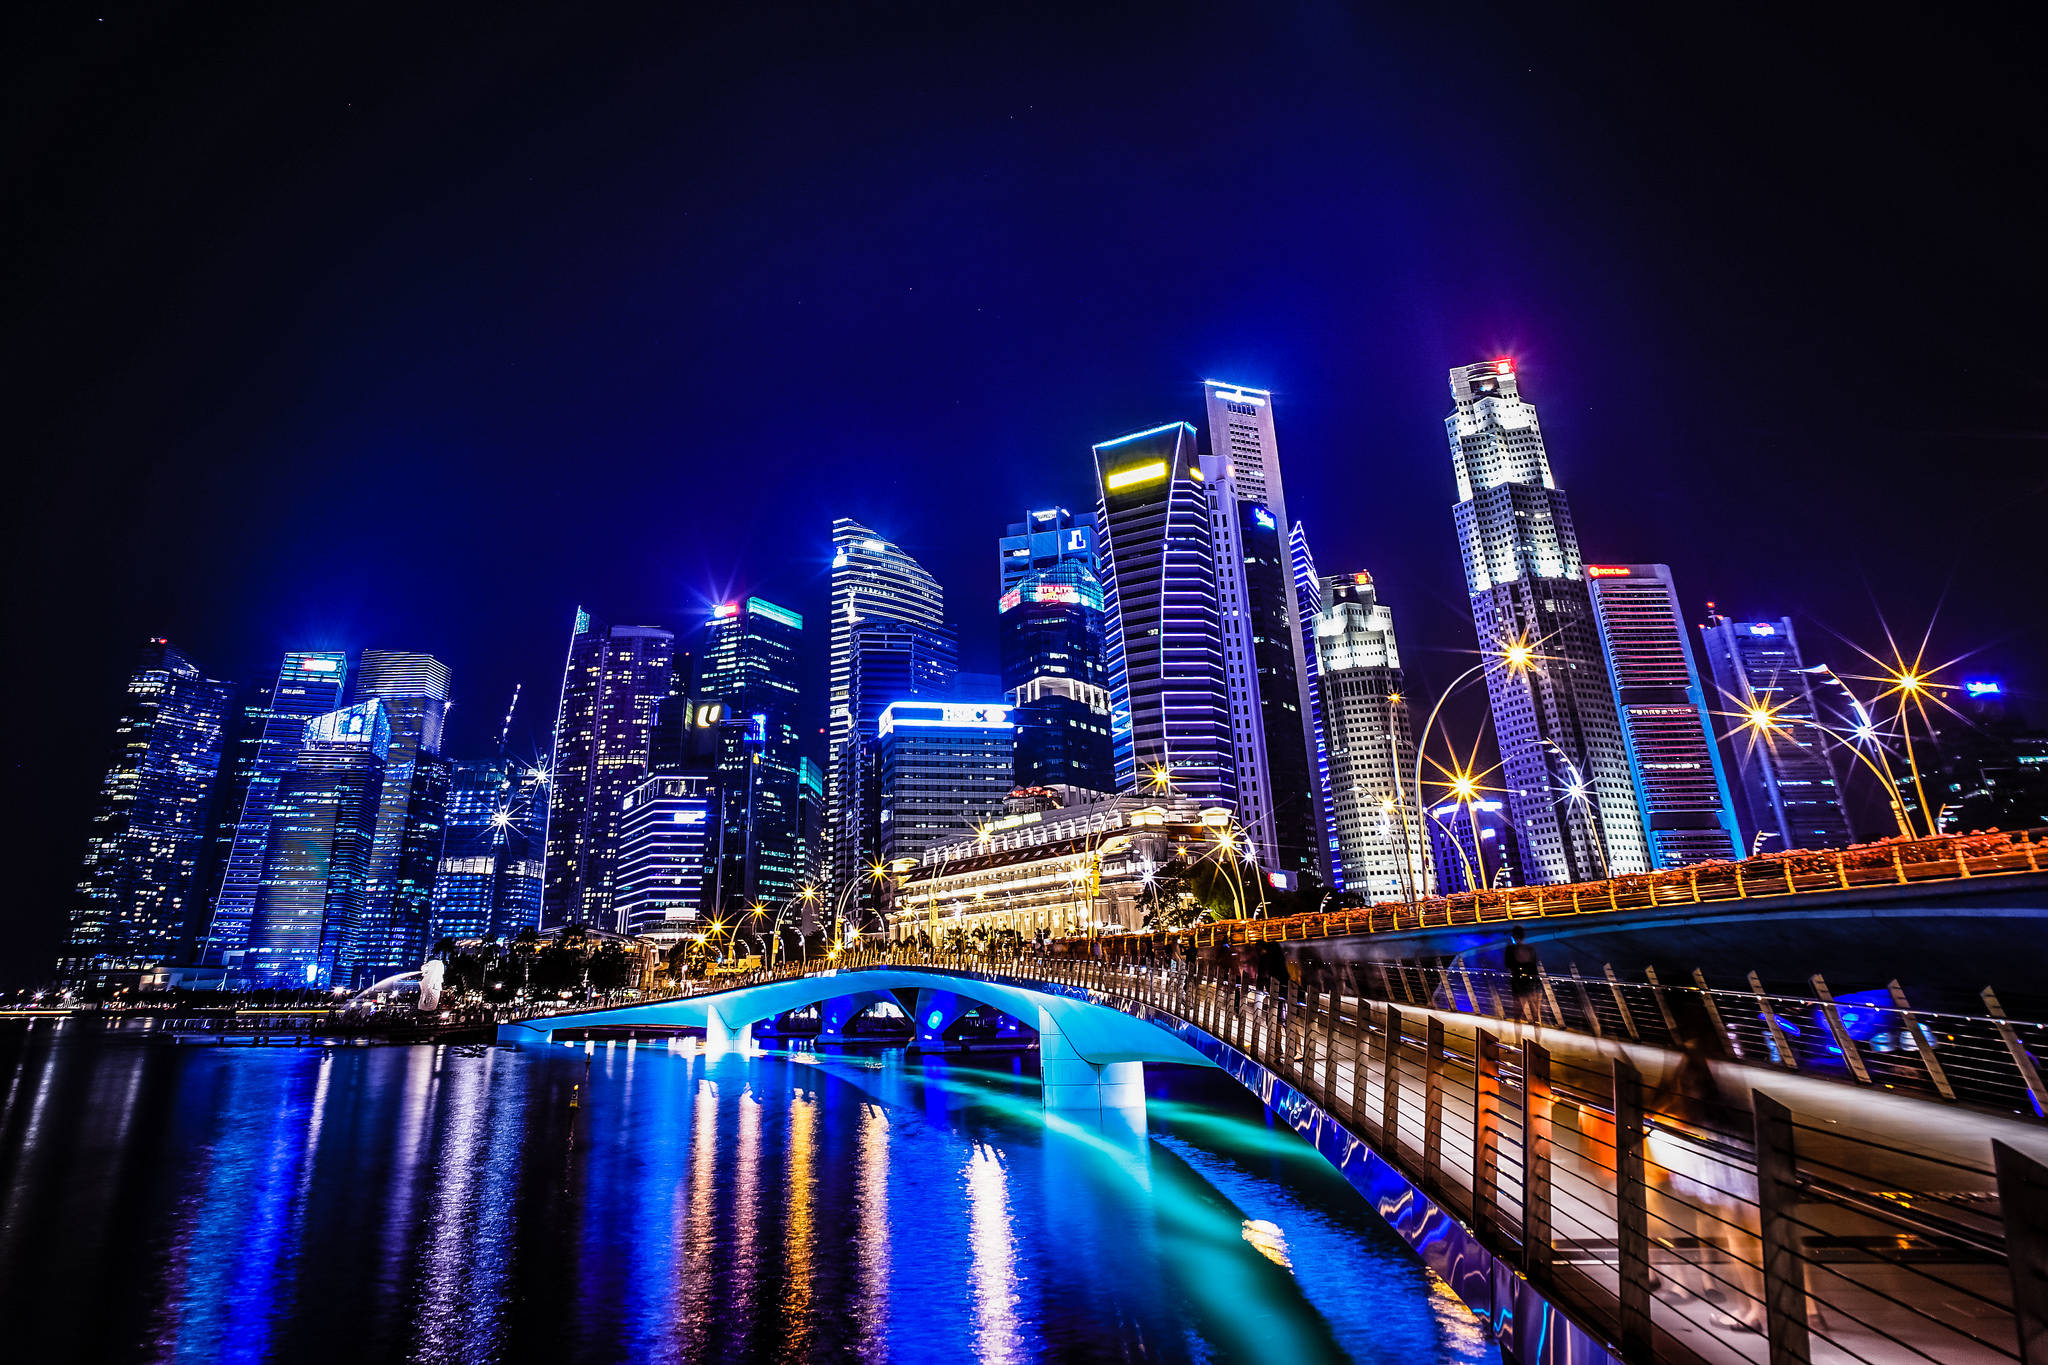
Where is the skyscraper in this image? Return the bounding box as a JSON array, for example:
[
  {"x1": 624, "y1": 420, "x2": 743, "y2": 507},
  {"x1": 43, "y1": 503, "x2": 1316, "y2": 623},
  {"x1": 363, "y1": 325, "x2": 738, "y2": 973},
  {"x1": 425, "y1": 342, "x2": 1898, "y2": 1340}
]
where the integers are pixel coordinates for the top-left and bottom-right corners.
[
  {"x1": 1312, "y1": 572, "x2": 1429, "y2": 902},
  {"x1": 828, "y1": 521, "x2": 946, "y2": 889},
  {"x1": 1204, "y1": 381, "x2": 1324, "y2": 887},
  {"x1": 696, "y1": 597, "x2": 806, "y2": 911},
  {"x1": 430, "y1": 756, "x2": 547, "y2": 943},
  {"x1": 1290, "y1": 523, "x2": 1342, "y2": 889},
  {"x1": 1698, "y1": 615, "x2": 1856, "y2": 853},
  {"x1": 999, "y1": 507, "x2": 1099, "y2": 594},
  {"x1": 202, "y1": 650, "x2": 349, "y2": 969},
  {"x1": 246, "y1": 700, "x2": 389, "y2": 988},
  {"x1": 544, "y1": 611, "x2": 675, "y2": 932},
  {"x1": 62, "y1": 640, "x2": 235, "y2": 987},
  {"x1": 999, "y1": 562, "x2": 1115, "y2": 797},
  {"x1": 353, "y1": 650, "x2": 452, "y2": 984},
  {"x1": 1447, "y1": 359, "x2": 1648, "y2": 884},
  {"x1": 1584, "y1": 565, "x2": 1741, "y2": 867},
  {"x1": 1428, "y1": 798, "x2": 1523, "y2": 895},
  {"x1": 797, "y1": 757, "x2": 825, "y2": 925},
  {"x1": 875, "y1": 700, "x2": 1015, "y2": 869},
  {"x1": 614, "y1": 774, "x2": 716, "y2": 940},
  {"x1": 1092, "y1": 422, "x2": 1236, "y2": 811}
]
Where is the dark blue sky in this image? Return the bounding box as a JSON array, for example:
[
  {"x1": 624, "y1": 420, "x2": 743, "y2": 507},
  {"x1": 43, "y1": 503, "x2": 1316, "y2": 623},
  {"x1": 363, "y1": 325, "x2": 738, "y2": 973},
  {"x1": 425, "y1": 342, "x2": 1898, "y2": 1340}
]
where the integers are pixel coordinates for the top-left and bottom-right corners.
[{"x1": 6, "y1": 2, "x2": 2042, "y2": 981}]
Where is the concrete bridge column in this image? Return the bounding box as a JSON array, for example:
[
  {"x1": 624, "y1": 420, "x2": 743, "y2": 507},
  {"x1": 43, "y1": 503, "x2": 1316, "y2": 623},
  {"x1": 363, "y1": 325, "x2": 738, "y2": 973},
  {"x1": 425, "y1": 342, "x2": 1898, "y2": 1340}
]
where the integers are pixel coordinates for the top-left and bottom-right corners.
[
  {"x1": 913, "y1": 989, "x2": 970, "y2": 1050},
  {"x1": 1037, "y1": 1007, "x2": 1145, "y2": 1116},
  {"x1": 705, "y1": 1008, "x2": 753, "y2": 1051}
]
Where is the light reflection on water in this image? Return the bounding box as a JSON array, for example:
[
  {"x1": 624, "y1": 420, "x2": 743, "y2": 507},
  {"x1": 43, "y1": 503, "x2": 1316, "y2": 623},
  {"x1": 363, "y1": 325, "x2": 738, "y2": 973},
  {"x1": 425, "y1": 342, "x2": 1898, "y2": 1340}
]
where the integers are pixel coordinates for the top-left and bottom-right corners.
[{"x1": 0, "y1": 1027, "x2": 1497, "y2": 1364}]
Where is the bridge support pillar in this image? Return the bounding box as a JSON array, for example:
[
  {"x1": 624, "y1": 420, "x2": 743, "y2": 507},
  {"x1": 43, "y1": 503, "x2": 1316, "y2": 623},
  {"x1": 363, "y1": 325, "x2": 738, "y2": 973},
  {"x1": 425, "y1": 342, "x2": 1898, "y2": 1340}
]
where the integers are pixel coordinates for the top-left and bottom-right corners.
[
  {"x1": 819, "y1": 991, "x2": 887, "y2": 1039},
  {"x1": 1037, "y1": 1008, "x2": 1145, "y2": 1118},
  {"x1": 913, "y1": 989, "x2": 970, "y2": 1050},
  {"x1": 705, "y1": 1011, "x2": 753, "y2": 1051}
]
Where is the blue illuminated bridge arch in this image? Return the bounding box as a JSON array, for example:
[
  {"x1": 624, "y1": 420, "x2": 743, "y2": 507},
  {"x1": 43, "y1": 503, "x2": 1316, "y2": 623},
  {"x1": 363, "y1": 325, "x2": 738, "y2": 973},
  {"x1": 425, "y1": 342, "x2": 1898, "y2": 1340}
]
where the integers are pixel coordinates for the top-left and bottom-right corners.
[{"x1": 500, "y1": 962, "x2": 1623, "y2": 1363}]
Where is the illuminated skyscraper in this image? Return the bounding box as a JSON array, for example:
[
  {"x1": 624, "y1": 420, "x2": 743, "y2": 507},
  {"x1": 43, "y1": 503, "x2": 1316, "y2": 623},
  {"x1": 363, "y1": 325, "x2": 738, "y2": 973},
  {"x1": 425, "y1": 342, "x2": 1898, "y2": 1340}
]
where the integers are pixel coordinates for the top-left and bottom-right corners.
[
  {"x1": 430, "y1": 756, "x2": 547, "y2": 943},
  {"x1": 999, "y1": 507, "x2": 1099, "y2": 594},
  {"x1": 1000, "y1": 562, "x2": 1115, "y2": 797},
  {"x1": 1092, "y1": 422, "x2": 1237, "y2": 811},
  {"x1": 1203, "y1": 381, "x2": 1324, "y2": 886},
  {"x1": 1290, "y1": 523, "x2": 1342, "y2": 888},
  {"x1": 202, "y1": 650, "x2": 348, "y2": 968},
  {"x1": 246, "y1": 700, "x2": 389, "y2": 988},
  {"x1": 1698, "y1": 615, "x2": 1855, "y2": 853},
  {"x1": 614, "y1": 774, "x2": 716, "y2": 940},
  {"x1": 1584, "y1": 565, "x2": 1741, "y2": 867},
  {"x1": 1312, "y1": 572, "x2": 1429, "y2": 901},
  {"x1": 352, "y1": 650, "x2": 452, "y2": 984},
  {"x1": 1448, "y1": 359, "x2": 1648, "y2": 883},
  {"x1": 61, "y1": 640, "x2": 235, "y2": 987},
  {"x1": 1429, "y1": 798, "x2": 1523, "y2": 895},
  {"x1": 696, "y1": 597, "x2": 806, "y2": 911},
  {"x1": 876, "y1": 700, "x2": 1015, "y2": 869},
  {"x1": 828, "y1": 521, "x2": 947, "y2": 888},
  {"x1": 543, "y1": 611, "x2": 675, "y2": 932}
]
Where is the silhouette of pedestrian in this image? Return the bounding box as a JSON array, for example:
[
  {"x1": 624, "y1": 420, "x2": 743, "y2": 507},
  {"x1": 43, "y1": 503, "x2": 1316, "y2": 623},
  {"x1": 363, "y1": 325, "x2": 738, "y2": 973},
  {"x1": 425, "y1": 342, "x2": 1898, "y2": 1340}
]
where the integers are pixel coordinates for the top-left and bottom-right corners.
[{"x1": 1506, "y1": 928, "x2": 1542, "y2": 1025}]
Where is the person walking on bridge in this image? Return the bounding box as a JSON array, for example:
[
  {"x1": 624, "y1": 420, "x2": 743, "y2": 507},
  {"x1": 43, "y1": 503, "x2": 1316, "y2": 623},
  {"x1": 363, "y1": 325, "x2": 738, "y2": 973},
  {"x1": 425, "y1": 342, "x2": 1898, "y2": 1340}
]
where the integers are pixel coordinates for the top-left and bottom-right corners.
[{"x1": 1506, "y1": 928, "x2": 1542, "y2": 1026}]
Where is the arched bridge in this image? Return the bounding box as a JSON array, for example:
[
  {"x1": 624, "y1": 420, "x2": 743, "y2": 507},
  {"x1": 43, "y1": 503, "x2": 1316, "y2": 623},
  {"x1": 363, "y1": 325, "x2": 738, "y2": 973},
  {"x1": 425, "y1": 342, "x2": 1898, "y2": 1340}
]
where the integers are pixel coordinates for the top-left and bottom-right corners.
[{"x1": 497, "y1": 965, "x2": 1215, "y2": 1113}]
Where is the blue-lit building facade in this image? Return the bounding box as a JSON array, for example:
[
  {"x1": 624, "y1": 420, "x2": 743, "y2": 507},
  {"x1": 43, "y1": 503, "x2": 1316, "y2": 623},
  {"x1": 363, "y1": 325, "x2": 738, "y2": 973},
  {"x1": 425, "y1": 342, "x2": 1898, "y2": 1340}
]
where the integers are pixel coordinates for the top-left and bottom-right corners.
[
  {"x1": 62, "y1": 640, "x2": 235, "y2": 987},
  {"x1": 838, "y1": 618, "x2": 959, "y2": 897},
  {"x1": 202, "y1": 651, "x2": 349, "y2": 969},
  {"x1": 1584, "y1": 565, "x2": 1741, "y2": 868},
  {"x1": 1698, "y1": 615, "x2": 1855, "y2": 853},
  {"x1": 876, "y1": 700, "x2": 1015, "y2": 868},
  {"x1": 543, "y1": 612, "x2": 675, "y2": 933},
  {"x1": 614, "y1": 773, "x2": 716, "y2": 940},
  {"x1": 430, "y1": 756, "x2": 547, "y2": 943},
  {"x1": 999, "y1": 507, "x2": 1099, "y2": 594},
  {"x1": 353, "y1": 650, "x2": 452, "y2": 984},
  {"x1": 246, "y1": 700, "x2": 390, "y2": 988},
  {"x1": 1428, "y1": 798, "x2": 1524, "y2": 895},
  {"x1": 696, "y1": 597, "x2": 806, "y2": 911},
  {"x1": 999, "y1": 562, "x2": 1115, "y2": 797},
  {"x1": 1290, "y1": 523, "x2": 1342, "y2": 889},
  {"x1": 1092, "y1": 422, "x2": 1237, "y2": 810}
]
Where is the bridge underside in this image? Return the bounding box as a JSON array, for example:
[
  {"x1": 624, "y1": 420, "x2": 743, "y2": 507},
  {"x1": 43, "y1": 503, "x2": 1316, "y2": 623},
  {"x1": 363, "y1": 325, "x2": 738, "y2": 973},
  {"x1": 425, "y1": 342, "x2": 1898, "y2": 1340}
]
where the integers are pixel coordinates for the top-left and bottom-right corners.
[{"x1": 496, "y1": 968, "x2": 1212, "y2": 1114}]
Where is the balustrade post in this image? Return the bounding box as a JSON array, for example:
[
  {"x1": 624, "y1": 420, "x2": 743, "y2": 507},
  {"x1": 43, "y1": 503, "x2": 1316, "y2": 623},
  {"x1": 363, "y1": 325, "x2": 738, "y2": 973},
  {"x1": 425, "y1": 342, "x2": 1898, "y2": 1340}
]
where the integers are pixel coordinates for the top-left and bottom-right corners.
[
  {"x1": 1613, "y1": 1058, "x2": 1654, "y2": 1360},
  {"x1": 1693, "y1": 968, "x2": 1741, "y2": 1059},
  {"x1": 1475, "y1": 1029, "x2": 1501, "y2": 1239},
  {"x1": 1644, "y1": 964, "x2": 1681, "y2": 1040},
  {"x1": 1993, "y1": 1141, "x2": 2048, "y2": 1365},
  {"x1": 1753, "y1": 1091, "x2": 1814, "y2": 1365},
  {"x1": 1983, "y1": 987, "x2": 2048, "y2": 1118},
  {"x1": 1344, "y1": 971, "x2": 1368, "y2": 1120},
  {"x1": 1523, "y1": 1038, "x2": 1552, "y2": 1281},
  {"x1": 1538, "y1": 964, "x2": 1567, "y2": 1029},
  {"x1": 1750, "y1": 972, "x2": 1800, "y2": 1069},
  {"x1": 1423, "y1": 1016, "x2": 1445, "y2": 1191},
  {"x1": 1382, "y1": 1004, "x2": 1403, "y2": 1150},
  {"x1": 1568, "y1": 963, "x2": 1605, "y2": 1039},
  {"x1": 1322, "y1": 970, "x2": 1342, "y2": 1102},
  {"x1": 1887, "y1": 980, "x2": 1955, "y2": 1101},
  {"x1": 1809, "y1": 974, "x2": 1872, "y2": 1083},
  {"x1": 1603, "y1": 963, "x2": 1641, "y2": 1041}
]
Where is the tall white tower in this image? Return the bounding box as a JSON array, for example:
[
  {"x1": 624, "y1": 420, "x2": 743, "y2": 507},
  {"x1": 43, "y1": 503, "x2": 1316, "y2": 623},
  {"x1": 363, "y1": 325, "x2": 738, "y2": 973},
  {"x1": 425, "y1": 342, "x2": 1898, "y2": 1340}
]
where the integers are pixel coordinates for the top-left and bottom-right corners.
[{"x1": 1448, "y1": 359, "x2": 1648, "y2": 884}]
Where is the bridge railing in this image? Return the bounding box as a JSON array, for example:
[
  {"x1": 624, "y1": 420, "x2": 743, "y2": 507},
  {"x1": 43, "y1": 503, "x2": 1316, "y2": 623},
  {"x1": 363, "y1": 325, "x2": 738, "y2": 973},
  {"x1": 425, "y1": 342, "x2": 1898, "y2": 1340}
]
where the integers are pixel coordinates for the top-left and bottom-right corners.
[
  {"x1": 1164, "y1": 828, "x2": 2048, "y2": 945},
  {"x1": 777, "y1": 948, "x2": 2041, "y2": 1365}
]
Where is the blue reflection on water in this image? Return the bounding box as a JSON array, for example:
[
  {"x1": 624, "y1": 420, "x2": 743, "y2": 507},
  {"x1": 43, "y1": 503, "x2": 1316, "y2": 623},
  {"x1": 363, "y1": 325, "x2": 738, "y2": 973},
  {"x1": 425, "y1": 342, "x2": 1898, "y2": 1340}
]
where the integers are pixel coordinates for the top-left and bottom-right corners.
[{"x1": 0, "y1": 1026, "x2": 1496, "y2": 1364}]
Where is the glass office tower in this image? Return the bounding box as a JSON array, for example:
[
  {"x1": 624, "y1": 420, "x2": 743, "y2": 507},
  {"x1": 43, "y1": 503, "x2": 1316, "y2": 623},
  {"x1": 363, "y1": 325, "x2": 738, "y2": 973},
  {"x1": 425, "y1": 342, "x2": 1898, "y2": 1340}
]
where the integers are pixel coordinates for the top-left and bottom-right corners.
[
  {"x1": 1091, "y1": 422, "x2": 1237, "y2": 810},
  {"x1": 1584, "y1": 565, "x2": 1741, "y2": 867},
  {"x1": 1698, "y1": 615, "x2": 1855, "y2": 853},
  {"x1": 837, "y1": 618, "x2": 958, "y2": 894},
  {"x1": 353, "y1": 650, "x2": 452, "y2": 984},
  {"x1": 202, "y1": 650, "x2": 348, "y2": 969},
  {"x1": 875, "y1": 700, "x2": 1015, "y2": 869},
  {"x1": 696, "y1": 597, "x2": 806, "y2": 911},
  {"x1": 999, "y1": 562, "x2": 1115, "y2": 797},
  {"x1": 246, "y1": 700, "x2": 389, "y2": 988},
  {"x1": 999, "y1": 507, "x2": 1099, "y2": 594},
  {"x1": 1447, "y1": 359, "x2": 1648, "y2": 883},
  {"x1": 544, "y1": 611, "x2": 675, "y2": 932},
  {"x1": 614, "y1": 774, "x2": 716, "y2": 941},
  {"x1": 430, "y1": 756, "x2": 547, "y2": 943},
  {"x1": 1429, "y1": 798, "x2": 1524, "y2": 894},
  {"x1": 62, "y1": 640, "x2": 235, "y2": 987},
  {"x1": 1290, "y1": 522, "x2": 1342, "y2": 889},
  {"x1": 828, "y1": 521, "x2": 947, "y2": 891},
  {"x1": 1312, "y1": 572, "x2": 1430, "y2": 902}
]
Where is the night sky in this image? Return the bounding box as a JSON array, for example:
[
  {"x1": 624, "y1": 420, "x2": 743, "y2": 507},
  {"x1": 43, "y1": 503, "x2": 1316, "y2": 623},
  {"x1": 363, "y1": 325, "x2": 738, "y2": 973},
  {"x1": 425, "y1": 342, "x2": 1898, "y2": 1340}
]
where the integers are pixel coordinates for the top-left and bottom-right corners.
[{"x1": 5, "y1": 3, "x2": 2042, "y2": 985}]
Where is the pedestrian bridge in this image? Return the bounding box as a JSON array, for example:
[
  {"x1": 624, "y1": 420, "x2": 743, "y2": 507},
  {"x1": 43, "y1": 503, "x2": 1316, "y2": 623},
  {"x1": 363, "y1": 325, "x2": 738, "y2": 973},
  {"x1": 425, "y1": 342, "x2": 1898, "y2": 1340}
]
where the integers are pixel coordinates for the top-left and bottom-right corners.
[
  {"x1": 496, "y1": 966, "x2": 1215, "y2": 1113},
  {"x1": 503, "y1": 949, "x2": 2048, "y2": 1365}
]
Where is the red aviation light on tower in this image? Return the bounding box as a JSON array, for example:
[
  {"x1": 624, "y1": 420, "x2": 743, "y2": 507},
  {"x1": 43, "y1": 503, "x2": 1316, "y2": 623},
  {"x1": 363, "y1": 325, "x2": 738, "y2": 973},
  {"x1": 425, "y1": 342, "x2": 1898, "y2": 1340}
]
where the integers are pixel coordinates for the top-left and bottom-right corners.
[{"x1": 1496, "y1": 357, "x2": 1514, "y2": 375}]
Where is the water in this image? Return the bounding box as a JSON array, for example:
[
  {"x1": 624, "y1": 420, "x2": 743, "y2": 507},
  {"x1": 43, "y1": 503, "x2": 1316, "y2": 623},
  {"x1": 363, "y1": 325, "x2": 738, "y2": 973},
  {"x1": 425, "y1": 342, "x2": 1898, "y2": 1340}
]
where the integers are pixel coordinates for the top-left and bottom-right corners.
[{"x1": 0, "y1": 1023, "x2": 1497, "y2": 1364}]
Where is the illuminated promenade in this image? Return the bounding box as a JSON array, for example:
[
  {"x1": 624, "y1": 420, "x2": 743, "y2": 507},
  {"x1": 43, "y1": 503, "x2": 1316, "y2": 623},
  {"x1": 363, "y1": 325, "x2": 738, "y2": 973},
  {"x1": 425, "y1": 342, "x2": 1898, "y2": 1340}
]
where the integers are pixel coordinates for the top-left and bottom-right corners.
[{"x1": 510, "y1": 908, "x2": 2048, "y2": 1365}]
